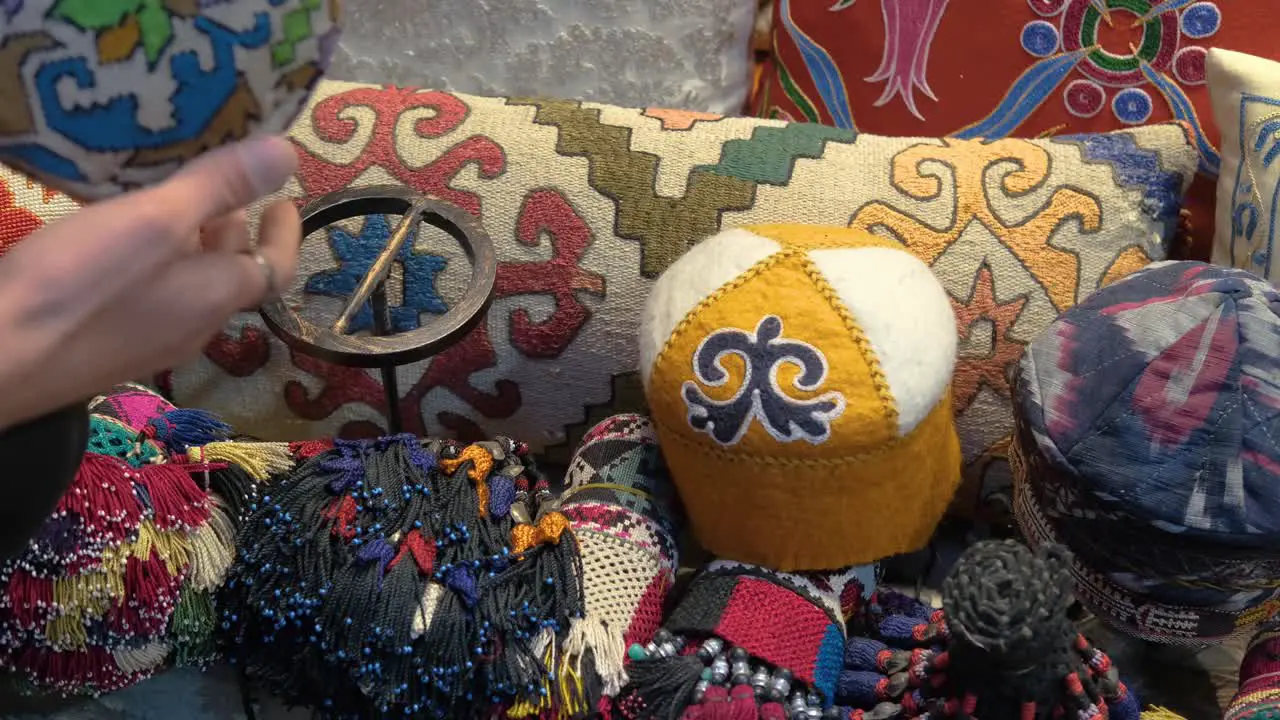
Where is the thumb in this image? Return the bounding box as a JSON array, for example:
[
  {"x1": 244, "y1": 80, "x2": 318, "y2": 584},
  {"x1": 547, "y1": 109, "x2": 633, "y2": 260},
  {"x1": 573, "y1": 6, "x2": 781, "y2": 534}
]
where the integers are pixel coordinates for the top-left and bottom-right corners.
[{"x1": 154, "y1": 136, "x2": 298, "y2": 225}]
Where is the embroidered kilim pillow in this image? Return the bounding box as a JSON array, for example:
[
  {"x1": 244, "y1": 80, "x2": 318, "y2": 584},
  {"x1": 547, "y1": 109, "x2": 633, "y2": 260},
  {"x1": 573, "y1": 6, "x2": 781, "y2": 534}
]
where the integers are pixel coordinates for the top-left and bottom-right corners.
[
  {"x1": 750, "y1": 0, "x2": 1280, "y2": 260},
  {"x1": 1209, "y1": 48, "x2": 1280, "y2": 285},
  {"x1": 0, "y1": 80, "x2": 1198, "y2": 521}
]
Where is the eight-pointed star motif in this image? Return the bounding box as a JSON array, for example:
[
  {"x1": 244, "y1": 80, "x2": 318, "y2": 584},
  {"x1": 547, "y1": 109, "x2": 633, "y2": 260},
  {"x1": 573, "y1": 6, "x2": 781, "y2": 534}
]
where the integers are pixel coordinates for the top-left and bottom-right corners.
[
  {"x1": 950, "y1": 264, "x2": 1030, "y2": 412},
  {"x1": 305, "y1": 214, "x2": 449, "y2": 334}
]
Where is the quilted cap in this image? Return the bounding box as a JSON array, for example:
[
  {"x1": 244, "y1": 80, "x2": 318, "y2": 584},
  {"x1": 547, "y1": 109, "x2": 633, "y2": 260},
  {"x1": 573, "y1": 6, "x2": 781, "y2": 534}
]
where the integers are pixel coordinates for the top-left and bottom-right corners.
[
  {"x1": 1014, "y1": 261, "x2": 1280, "y2": 644},
  {"x1": 1020, "y1": 260, "x2": 1280, "y2": 539}
]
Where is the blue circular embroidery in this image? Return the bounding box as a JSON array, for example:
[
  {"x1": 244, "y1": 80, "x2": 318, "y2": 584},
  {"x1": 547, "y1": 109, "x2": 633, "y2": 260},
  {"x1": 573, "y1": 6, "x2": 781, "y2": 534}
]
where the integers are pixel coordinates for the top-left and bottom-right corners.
[
  {"x1": 1112, "y1": 87, "x2": 1153, "y2": 125},
  {"x1": 1253, "y1": 249, "x2": 1270, "y2": 271},
  {"x1": 1021, "y1": 20, "x2": 1061, "y2": 57},
  {"x1": 1181, "y1": 3, "x2": 1222, "y2": 39}
]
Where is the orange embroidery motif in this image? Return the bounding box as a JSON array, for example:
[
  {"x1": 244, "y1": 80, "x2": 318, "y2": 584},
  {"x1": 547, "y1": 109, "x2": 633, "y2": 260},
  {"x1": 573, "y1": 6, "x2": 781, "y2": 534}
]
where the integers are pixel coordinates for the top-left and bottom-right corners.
[
  {"x1": 642, "y1": 107, "x2": 723, "y2": 130},
  {"x1": 849, "y1": 138, "x2": 1102, "y2": 312},
  {"x1": 950, "y1": 265, "x2": 1029, "y2": 412}
]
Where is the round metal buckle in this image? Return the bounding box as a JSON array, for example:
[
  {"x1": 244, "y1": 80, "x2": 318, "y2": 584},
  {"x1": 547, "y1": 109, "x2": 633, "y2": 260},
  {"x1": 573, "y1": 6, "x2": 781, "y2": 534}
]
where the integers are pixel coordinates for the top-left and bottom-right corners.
[{"x1": 259, "y1": 185, "x2": 497, "y2": 369}]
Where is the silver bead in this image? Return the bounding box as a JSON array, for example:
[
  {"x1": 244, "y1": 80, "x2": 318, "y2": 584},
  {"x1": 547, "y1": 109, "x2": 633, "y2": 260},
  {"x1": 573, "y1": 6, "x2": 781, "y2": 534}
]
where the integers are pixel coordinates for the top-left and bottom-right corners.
[
  {"x1": 805, "y1": 707, "x2": 823, "y2": 720},
  {"x1": 698, "y1": 637, "x2": 725, "y2": 662},
  {"x1": 769, "y1": 669, "x2": 793, "y2": 701},
  {"x1": 711, "y1": 655, "x2": 730, "y2": 684},
  {"x1": 730, "y1": 658, "x2": 751, "y2": 685},
  {"x1": 807, "y1": 692, "x2": 822, "y2": 707},
  {"x1": 692, "y1": 679, "x2": 710, "y2": 704},
  {"x1": 789, "y1": 692, "x2": 807, "y2": 712},
  {"x1": 751, "y1": 667, "x2": 770, "y2": 697}
]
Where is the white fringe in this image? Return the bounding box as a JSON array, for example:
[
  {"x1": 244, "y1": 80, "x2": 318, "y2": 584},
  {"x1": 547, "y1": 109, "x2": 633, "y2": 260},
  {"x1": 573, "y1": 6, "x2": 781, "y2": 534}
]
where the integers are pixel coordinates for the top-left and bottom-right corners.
[
  {"x1": 113, "y1": 642, "x2": 170, "y2": 674},
  {"x1": 563, "y1": 612, "x2": 627, "y2": 698}
]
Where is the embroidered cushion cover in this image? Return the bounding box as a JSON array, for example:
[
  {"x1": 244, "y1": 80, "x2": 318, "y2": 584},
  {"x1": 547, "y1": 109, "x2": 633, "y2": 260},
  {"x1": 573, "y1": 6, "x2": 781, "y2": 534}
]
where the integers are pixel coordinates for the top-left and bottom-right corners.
[
  {"x1": 329, "y1": 0, "x2": 757, "y2": 117},
  {"x1": 0, "y1": 80, "x2": 1198, "y2": 520},
  {"x1": 751, "y1": 0, "x2": 1277, "y2": 260},
  {"x1": 1209, "y1": 49, "x2": 1280, "y2": 284},
  {"x1": 0, "y1": 0, "x2": 341, "y2": 200}
]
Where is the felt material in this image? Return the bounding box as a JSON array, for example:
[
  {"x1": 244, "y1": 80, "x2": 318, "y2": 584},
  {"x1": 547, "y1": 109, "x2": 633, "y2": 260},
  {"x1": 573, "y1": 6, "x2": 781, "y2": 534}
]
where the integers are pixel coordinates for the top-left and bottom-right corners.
[
  {"x1": 750, "y1": 0, "x2": 1280, "y2": 262},
  {"x1": 642, "y1": 224, "x2": 960, "y2": 570},
  {"x1": 0, "y1": 84, "x2": 1197, "y2": 525},
  {"x1": 0, "y1": 0, "x2": 340, "y2": 199},
  {"x1": 1013, "y1": 260, "x2": 1280, "y2": 645},
  {"x1": 1209, "y1": 48, "x2": 1280, "y2": 285}
]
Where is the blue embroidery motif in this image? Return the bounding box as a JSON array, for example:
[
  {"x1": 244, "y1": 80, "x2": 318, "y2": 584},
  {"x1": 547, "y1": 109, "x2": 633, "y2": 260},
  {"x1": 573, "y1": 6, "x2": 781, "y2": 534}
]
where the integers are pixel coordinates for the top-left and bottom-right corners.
[
  {"x1": 1229, "y1": 93, "x2": 1280, "y2": 279},
  {"x1": 305, "y1": 215, "x2": 449, "y2": 333},
  {"x1": 682, "y1": 316, "x2": 846, "y2": 447},
  {"x1": 1055, "y1": 129, "x2": 1186, "y2": 239},
  {"x1": 34, "y1": 15, "x2": 271, "y2": 155}
]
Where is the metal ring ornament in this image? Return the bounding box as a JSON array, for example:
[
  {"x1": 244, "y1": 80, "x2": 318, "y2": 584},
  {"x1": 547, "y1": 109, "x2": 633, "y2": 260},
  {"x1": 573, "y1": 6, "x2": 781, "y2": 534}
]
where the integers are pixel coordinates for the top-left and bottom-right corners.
[{"x1": 259, "y1": 185, "x2": 497, "y2": 368}]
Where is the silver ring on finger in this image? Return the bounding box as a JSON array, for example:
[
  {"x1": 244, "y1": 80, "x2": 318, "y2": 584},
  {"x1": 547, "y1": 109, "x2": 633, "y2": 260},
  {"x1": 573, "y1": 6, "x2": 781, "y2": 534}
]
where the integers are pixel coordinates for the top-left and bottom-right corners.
[{"x1": 249, "y1": 248, "x2": 278, "y2": 299}]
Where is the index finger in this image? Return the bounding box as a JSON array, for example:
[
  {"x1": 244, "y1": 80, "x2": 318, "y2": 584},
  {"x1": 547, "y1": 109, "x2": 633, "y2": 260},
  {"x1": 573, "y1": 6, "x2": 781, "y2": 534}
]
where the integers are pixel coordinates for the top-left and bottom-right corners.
[
  {"x1": 0, "y1": 137, "x2": 298, "y2": 312},
  {"x1": 149, "y1": 136, "x2": 299, "y2": 232}
]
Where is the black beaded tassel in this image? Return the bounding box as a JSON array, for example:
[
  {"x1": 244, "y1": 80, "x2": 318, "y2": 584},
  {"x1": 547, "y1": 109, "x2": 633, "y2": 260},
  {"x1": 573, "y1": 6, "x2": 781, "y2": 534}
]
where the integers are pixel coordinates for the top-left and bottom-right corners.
[{"x1": 219, "y1": 434, "x2": 585, "y2": 719}]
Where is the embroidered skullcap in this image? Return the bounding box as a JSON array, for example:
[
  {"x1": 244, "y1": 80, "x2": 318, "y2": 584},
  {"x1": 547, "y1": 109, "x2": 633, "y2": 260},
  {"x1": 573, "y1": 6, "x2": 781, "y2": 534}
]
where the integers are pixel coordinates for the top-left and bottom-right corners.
[
  {"x1": 639, "y1": 224, "x2": 962, "y2": 571},
  {"x1": 1226, "y1": 627, "x2": 1280, "y2": 720},
  {"x1": 555, "y1": 415, "x2": 686, "y2": 710},
  {"x1": 1013, "y1": 261, "x2": 1280, "y2": 645},
  {"x1": 618, "y1": 560, "x2": 875, "y2": 720}
]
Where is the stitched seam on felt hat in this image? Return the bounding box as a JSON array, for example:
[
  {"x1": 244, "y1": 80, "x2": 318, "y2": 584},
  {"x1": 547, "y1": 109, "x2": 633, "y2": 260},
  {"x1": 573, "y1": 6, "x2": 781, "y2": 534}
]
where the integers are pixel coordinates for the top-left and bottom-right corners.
[
  {"x1": 649, "y1": 243, "x2": 899, "y2": 428},
  {"x1": 651, "y1": 248, "x2": 794, "y2": 385},
  {"x1": 796, "y1": 253, "x2": 899, "y2": 431},
  {"x1": 650, "y1": 390, "x2": 951, "y2": 466}
]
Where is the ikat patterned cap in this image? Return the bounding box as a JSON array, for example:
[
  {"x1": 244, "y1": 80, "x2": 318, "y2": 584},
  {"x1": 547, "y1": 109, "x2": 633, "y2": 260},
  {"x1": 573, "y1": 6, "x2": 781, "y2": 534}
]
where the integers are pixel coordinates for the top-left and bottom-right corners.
[{"x1": 1013, "y1": 260, "x2": 1280, "y2": 645}]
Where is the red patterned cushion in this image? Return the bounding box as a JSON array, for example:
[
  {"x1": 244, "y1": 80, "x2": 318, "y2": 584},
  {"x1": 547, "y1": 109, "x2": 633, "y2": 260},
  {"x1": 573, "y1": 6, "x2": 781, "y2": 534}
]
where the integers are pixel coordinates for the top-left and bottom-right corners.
[{"x1": 751, "y1": 0, "x2": 1278, "y2": 259}]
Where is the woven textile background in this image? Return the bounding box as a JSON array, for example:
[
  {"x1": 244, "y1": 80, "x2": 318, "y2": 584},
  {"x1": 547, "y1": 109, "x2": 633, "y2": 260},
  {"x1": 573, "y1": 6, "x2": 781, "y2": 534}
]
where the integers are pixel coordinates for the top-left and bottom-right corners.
[
  {"x1": 329, "y1": 0, "x2": 757, "y2": 117},
  {"x1": 0, "y1": 80, "x2": 1198, "y2": 517},
  {"x1": 750, "y1": 0, "x2": 1280, "y2": 261}
]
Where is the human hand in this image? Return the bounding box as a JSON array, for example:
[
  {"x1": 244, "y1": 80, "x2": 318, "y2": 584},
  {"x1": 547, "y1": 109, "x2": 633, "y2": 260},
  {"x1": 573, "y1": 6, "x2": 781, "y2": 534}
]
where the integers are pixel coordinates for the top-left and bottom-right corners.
[{"x1": 0, "y1": 136, "x2": 301, "y2": 429}]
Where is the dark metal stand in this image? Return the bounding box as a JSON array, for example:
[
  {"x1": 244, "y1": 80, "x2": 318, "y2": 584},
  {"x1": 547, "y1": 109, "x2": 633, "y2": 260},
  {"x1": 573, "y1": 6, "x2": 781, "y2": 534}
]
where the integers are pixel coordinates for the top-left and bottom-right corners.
[{"x1": 259, "y1": 186, "x2": 497, "y2": 433}]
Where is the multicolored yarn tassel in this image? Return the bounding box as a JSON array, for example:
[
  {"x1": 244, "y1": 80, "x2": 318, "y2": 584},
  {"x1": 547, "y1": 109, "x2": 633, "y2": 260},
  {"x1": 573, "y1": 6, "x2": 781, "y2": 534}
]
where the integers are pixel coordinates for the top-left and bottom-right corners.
[
  {"x1": 144, "y1": 408, "x2": 232, "y2": 456},
  {"x1": 1225, "y1": 627, "x2": 1280, "y2": 720},
  {"x1": 220, "y1": 434, "x2": 587, "y2": 718},
  {"x1": 0, "y1": 385, "x2": 270, "y2": 695},
  {"x1": 838, "y1": 540, "x2": 1140, "y2": 720}
]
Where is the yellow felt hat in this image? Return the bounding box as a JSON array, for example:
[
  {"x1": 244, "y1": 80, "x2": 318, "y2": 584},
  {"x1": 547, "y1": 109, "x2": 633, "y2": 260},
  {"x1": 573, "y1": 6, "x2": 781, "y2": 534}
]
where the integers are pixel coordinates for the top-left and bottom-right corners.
[{"x1": 639, "y1": 225, "x2": 962, "y2": 571}]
